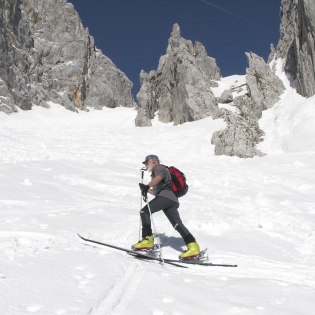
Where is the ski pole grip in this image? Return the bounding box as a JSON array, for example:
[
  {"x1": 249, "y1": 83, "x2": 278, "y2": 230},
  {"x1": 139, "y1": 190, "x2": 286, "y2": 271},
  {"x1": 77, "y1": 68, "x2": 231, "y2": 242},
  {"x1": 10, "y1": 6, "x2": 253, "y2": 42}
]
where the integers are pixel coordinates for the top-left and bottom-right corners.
[{"x1": 140, "y1": 167, "x2": 146, "y2": 180}]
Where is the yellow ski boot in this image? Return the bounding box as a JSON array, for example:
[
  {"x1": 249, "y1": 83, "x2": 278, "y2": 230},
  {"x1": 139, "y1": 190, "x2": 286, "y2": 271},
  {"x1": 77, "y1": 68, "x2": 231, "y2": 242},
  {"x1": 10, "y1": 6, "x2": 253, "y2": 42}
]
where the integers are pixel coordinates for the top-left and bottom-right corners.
[
  {"x1": 179, "y1": 242, "x2": 200, "y2": 260},
  {"x1": 133, "y1": 235, "x2": 154, "y2": 251}
]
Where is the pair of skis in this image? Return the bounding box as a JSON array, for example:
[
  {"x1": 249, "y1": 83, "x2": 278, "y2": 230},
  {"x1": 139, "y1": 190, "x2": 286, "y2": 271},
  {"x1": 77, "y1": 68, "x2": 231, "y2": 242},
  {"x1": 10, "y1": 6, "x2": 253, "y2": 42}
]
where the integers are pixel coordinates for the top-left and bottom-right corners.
[{"x1": 78, "y1": 234, "x2": 237, "y2": 268}]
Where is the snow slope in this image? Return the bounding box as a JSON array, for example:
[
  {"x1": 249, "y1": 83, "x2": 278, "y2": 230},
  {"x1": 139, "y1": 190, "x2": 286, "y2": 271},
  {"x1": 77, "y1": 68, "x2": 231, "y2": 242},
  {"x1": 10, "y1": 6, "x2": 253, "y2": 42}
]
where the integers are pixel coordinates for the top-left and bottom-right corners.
[{"x1": 0, "y1": 89, "x2": 315, "y2": 314}]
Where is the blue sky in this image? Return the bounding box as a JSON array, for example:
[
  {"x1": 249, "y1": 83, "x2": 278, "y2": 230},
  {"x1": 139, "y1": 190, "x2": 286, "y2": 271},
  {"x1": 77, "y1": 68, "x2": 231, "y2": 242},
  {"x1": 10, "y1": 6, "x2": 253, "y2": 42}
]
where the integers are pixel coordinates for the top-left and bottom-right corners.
[{"x1": 68, "y1": 0, "x2": 282, "y2": 96}]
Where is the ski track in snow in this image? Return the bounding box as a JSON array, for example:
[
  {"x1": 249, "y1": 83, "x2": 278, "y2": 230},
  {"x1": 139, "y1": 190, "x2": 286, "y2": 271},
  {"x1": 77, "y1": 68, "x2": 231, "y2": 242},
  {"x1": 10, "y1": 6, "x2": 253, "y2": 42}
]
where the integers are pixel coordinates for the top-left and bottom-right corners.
[
  {"x1": 1, "y1": 93, "x2": 315, "y2": 315},
  {"x1": 87, "y1": 262, "x2": 145, "y2": 315}
]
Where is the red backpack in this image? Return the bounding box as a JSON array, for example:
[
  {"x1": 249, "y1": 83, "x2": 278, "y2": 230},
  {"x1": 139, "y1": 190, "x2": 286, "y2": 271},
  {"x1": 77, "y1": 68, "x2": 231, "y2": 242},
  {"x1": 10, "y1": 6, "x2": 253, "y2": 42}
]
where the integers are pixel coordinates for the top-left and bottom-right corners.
[{"x1": 167, "y1": 166, "x2": 189, "y2": 197}]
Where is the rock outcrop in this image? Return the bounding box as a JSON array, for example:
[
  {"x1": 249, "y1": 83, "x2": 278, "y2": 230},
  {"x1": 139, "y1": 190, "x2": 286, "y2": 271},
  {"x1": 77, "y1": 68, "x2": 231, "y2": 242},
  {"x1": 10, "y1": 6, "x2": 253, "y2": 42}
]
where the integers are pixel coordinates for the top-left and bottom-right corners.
[
  {"x1": 135, "y1": 23, "x2": 221, "y2": 126},
  {"x1": 0, "y1": 0, "x2": 33, "y2": 113},
  {"x1": 212, "y1": 52, "x2": 285, "y2": 158},
  {"x1": 0, "y1": 0, "x2": 134, "y2": 114},
  {"x1": 273, "y1": 0, "x2": 315, "y2": 97},
  {"x1": 217, "y1": 89, "x2": 233, "y2": 104},
  {"x1": 212, "y1": 0, "x2": 315, "y2": 158}
]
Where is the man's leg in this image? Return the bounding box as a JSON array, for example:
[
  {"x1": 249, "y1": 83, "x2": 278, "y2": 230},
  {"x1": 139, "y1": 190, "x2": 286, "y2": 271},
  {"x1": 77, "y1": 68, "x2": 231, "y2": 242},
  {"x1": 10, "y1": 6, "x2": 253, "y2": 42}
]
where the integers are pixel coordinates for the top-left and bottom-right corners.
[
  {"x1": 163, "y1": 205, "x2": 196, "y2": 244},
  {"x1": 140, "y1": 196, "x2": 175, "y2": 238},
  {"x1": 164, "y1": 206, "x2": 200, "y2": 259}
]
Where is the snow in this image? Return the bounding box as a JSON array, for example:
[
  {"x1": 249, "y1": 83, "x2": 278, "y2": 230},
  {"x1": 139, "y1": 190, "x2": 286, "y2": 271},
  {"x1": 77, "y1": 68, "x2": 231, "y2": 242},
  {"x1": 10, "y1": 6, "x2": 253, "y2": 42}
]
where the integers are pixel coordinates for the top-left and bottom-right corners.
[
  {"x1": 1, "y1": 86, "x2": 315, "y2": 315},
  {"x1": 211, "y1": 75, "x2": 246, "y2": 114},
  {"x1": 258, "y1": 61, "x2": 315, "y2": 155},
  {"x1": 211, "y1": 75, "x2": 247, "y2": 98}
]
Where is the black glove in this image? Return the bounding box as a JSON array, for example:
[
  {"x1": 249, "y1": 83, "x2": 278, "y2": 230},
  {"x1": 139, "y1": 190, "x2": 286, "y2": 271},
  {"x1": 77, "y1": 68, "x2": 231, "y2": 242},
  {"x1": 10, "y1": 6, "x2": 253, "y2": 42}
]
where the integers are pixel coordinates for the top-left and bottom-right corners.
[{"x1": 139, "y1": 183, "x2": 150, "y2": 200}]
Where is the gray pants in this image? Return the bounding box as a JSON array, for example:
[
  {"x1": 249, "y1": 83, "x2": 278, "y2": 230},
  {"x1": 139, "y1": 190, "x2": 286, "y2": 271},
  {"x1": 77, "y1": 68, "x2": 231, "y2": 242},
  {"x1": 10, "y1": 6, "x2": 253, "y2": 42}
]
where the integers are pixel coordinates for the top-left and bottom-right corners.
[{"x1": 140, "y1": 196, "x2": 195, "y2": 245}]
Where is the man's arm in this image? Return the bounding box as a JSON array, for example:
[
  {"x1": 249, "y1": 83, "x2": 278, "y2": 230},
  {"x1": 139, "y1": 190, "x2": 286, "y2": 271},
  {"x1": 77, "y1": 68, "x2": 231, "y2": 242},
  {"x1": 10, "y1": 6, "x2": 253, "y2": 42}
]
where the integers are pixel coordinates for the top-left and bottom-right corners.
[
  {"x1": 148, "y1": 175, "x2": 163, "y2": 187},
  {"x1": 147, "y1": 175, "x2": 163, "y2": 195}
]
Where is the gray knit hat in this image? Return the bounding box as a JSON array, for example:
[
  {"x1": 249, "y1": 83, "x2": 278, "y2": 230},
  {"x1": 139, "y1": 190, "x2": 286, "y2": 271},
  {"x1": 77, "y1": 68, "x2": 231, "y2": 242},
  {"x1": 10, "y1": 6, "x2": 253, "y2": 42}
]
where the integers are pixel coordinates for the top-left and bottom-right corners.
[{"x1": 142, "y1": 154, "x2": 160, "y2": 164}]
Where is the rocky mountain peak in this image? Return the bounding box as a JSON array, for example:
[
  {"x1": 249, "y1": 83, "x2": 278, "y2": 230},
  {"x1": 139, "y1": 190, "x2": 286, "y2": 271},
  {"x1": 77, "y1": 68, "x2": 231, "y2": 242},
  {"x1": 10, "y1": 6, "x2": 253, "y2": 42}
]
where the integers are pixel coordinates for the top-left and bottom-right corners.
[
  {"x1": 274, "y1": 0, "x2": 315, "y2": 97},
  {"x1": 0, "y1": 0, "x2": 134, "y2": 114},
  {"x1": 135, "y1": 23, "x2": 221, "y2": 126},
  {"x1": 170, "y1": 22, "x2": 181, "y2": 40},
  {"x1": 167, "y1": 23, "x2": 182, "y2": 52},
  {"x1": 211, "y1": 0, "x2": 315, "y2": 158},
  {"x1": 211, "y1": 51, "x2": 285, "y2": 158}
]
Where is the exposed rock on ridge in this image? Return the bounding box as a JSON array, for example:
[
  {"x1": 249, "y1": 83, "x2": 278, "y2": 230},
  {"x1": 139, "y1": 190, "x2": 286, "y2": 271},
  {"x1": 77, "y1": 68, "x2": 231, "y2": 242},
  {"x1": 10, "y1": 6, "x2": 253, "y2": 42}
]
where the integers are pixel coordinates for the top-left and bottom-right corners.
[
  {"x1": 135, "y1": 23, "x2": 221, "y2": 126},
  {"x1": 273, "y1": 0, "x2": 315, "y2": 97},
  {"x1": 0, "y1": 0, "x2": 33, "y2": 113},
  {"x1": 212, "y1": 0, "x2": 315, "y2": 158},
  {"x1": 0, "y1": 0, "x2": 134, "y2": 113},
  {"x1": 211, "y1": 52, "x2": 285, "y2": 158}
]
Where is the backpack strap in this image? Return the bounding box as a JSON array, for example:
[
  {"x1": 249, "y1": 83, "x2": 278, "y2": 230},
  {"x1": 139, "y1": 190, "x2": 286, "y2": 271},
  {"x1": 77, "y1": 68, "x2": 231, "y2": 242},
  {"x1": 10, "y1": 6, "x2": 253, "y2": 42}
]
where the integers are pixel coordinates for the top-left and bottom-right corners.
[
  {"x1": 159, "y1": 164, "x2": 172, "y2": 187},
  {"x1": 154, "y1": 164, "x2": 172, "y2": 195}
]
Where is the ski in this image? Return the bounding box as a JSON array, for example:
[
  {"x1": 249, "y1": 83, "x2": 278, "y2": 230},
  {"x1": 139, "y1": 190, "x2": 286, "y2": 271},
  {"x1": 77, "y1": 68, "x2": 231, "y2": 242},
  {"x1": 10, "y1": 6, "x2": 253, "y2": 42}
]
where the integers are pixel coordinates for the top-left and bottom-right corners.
[
  {"x1": 164, "y1": 258, "x2": 238, "y2": 267},
  {"x1": 170, "y1": 249, "x2": 237, "y2": 267},
  {"x1": 78, "y1": 234, "x2": 237, "y2": 268},
  {"x1": 78, "y1": 234, "x2": 187, "y2": 269}
]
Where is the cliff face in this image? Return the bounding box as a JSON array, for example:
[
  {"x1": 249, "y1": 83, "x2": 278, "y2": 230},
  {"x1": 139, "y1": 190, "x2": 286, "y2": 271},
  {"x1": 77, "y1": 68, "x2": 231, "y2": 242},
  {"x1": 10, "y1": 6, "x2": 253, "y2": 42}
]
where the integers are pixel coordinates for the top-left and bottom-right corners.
[
  {"x1": 135, "y1": 23, "x2": 221, "y2": 126},
  {"x1": 0, "y1": 0, "x2": 33, "y2": 113},
  {"x1": 212, "y1": 52, "x2": 285, "y2": 158},
  {"x1": 274, "y1": 0, "x2": 315, "y2": 97},
  {"x1": 212, "y1": 0, "x2": 315, "y2": 158},
  {"x1": 0, "y1": 0, "x2": 134, "y2": 114}
]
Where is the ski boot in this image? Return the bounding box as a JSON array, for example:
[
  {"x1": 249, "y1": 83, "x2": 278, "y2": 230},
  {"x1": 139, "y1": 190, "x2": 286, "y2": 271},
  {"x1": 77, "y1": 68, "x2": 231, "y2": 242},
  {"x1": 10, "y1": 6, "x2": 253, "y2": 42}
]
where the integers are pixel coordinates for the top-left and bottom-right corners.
[
  {"x1": 179, "y1": 242, "x2": 200, "y2": 260},
  {"x1": 132, "y1": 235, "x2": 154, "y2": 251}
]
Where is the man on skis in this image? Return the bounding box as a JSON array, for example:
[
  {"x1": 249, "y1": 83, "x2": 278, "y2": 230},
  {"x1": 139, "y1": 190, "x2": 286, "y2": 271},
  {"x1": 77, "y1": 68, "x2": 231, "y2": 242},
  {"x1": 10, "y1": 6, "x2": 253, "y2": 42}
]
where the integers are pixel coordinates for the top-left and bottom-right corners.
[{"x1": 133, "y1": 154, "x2": 200, "y2": 260}]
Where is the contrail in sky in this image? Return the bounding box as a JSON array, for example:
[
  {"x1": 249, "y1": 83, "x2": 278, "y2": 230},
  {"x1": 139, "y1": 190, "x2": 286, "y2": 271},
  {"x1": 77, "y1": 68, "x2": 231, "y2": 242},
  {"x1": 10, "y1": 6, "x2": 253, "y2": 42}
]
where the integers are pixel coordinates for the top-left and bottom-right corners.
[{"x1": 199, "y1": 0, "x2": 263, "y2": 29}]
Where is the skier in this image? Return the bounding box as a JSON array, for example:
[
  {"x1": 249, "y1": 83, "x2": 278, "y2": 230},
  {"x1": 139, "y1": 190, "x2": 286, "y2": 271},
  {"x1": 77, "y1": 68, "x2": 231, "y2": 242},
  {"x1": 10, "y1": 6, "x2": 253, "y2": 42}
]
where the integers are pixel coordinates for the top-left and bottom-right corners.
[{"x1": 133, "y1": 154, "x2": 200, "y2": 260}]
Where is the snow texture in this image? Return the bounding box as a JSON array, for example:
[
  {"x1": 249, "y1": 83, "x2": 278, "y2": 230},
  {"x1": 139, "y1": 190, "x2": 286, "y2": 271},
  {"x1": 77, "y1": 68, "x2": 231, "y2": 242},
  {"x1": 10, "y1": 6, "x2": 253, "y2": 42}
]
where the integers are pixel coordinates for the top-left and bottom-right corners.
[{"x1": 0, "y1": 83, "x2": 315, "y2": 314}]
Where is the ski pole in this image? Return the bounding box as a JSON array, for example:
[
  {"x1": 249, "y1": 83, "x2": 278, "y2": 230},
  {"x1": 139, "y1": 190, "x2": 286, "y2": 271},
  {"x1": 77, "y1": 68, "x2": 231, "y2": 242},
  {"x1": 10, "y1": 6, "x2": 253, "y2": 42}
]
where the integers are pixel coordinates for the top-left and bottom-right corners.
[
  {"x1": 146, "y1": 200, "x2": 164, "y2": 263},
  {"x1": 138, "y1": 168, "x2": 164, "y2": 263},
  {"x1": 138, "y1": 168, "x2": 146, "y2": 241}
]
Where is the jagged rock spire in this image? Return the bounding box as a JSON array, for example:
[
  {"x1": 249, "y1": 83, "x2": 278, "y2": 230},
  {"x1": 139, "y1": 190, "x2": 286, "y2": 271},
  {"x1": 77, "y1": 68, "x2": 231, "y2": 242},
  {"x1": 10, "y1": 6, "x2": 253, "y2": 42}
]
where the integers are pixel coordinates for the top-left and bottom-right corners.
[
  {"x1": 212, "y1": 0, "x2": 315, "y2": 158},
  {"x1": 171, "y1": 23, "x2": 181, "y2": 39},
  {"x1": 274, "y1": 0, "x2": 315, "y2": 97},
  {"x1": 135, "y1": 23, "x2": 221, "y2": 126},
  {"x1": 0, "y1": 0, "x2": 134, "y2": 113},
  {"x1": 211, "y1": 52, "x2": 285, "y2": 158}
]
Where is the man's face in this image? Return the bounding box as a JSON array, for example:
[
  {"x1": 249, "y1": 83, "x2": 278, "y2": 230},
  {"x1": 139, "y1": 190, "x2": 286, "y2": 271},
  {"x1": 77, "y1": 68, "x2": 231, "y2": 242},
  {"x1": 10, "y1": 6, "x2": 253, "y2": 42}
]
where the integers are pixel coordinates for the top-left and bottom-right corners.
[{"x1": 145, "y1": 159, "x2": 156, "y2": 172}]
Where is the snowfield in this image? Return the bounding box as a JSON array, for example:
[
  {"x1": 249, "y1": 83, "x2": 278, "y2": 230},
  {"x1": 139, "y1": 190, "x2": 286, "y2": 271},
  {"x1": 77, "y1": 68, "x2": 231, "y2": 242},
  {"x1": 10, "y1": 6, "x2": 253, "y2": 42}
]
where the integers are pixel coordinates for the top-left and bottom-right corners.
[{"x1": 1, "y1": 83, "x2": 315, "y2": 315}]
